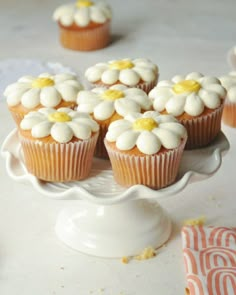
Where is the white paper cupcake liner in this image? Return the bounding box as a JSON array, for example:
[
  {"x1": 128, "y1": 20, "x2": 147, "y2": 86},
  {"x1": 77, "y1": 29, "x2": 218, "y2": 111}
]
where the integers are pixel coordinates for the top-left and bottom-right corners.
[
  {"x1": 180, "y1": 104, "x2": 224, "y2": 149},
  {"x1": 222, "y1": 100, "x2": 236, "y2": 127},
  {"x1": 104, "y1": 138, "x2": 186, "y2": 190},
  {"x1": 19, "y1": 132, "x2": 98, "y2": 182},
  {"x1": 59, "y1": 21, "x2": 110, "y2": 51}
]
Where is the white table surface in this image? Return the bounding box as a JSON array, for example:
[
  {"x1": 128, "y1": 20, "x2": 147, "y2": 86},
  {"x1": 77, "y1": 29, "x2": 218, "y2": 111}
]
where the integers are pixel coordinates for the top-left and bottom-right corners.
[{"x1": 0, "y1": 0, "x2": 236, "y2": 294}]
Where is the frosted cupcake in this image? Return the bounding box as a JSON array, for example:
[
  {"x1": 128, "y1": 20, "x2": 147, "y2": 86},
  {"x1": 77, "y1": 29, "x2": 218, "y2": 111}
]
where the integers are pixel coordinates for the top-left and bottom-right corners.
[
  {"x1": 104, "y1": 111, "x2": 187, "y2": 189},
  {"x1": 219, "y1": 73, "x2": 236, "y2": 127},
  {"x1": 85, "y1": 58, "x2": 158, "y2": 94},
  {"x1": 149, "y1": 72, "x2": 226, "y2": 149},
  {"x1": 19, "y1": 107, "x2": 99, "y2": 182},
  {"x1": 77, "y1": 84, "x2": 152, "y2": 158},
  {"x1": 4, "y1": 73, "x2": 83, "y2": 126},
  {"x1": 53, "y1": 0, "x2": 111, "y2": 51}
]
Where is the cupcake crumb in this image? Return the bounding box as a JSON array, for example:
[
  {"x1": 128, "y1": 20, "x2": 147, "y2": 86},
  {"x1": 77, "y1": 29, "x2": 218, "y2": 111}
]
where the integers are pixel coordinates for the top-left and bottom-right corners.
[
  {"x1": 185, "y1": 287, "x2": 190, "y2": 294},
  {"x1": 183, "y1": 216, "x2": 206, "y2": 226},
  {"x1": 121, "y1": 256, "x2": 130, "y2": 264},
  {"x1": 134, "y1": 246, "x2": 157, "y2": 260}
]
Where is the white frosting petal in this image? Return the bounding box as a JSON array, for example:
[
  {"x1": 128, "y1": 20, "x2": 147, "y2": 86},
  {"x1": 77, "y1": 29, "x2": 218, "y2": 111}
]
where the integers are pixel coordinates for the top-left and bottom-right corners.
[
  {"x1": 6, "y1": 87, "x2": 31, "y2": 106},
  {"x1": 73, "y1": 117, "x2": 99, "y2": 132},
  {"x1": 152, "y1": 128, "x2": 181, "y2": 149},
  {"x1": 203, "y1": 83, "x2": 226, "y2": 98},
  {"x1": 20, "y1": 112, "x2": 45, "y2": 130},
  {"x1": 56, "y1": 84, "x2": 79, "y2": 101},
  {"x1": 101, "y1": 69, "x2": 119, "y2": 84},
  {"x1": 85, "y1": 66, "x2": 105, "y2": 83},
  {"x1": 198, "y1": 89, "x2": 221, "y2": 109},
  {"x1": 90, "y1": 6, "x2": 107, "y2": 23},
  {"x1": 51, "y1": 123, "x2": 74, "y2": 143},
  {"x1": 31, "y1": 121, "x2": 52, "y2": 138},
  {"x1": 159, "y1": 122, "x2": 187, "y2": 137},
  {"x1": 119, "y1": 69, "x2": 140, "y2": 86},
  {"x1": 74, "y1": 7, "x2": 90, "y2": 27},
  {"x1": 106, "y1": 121, "x2": 132, "y2": 142},
  {"x1": 186, "y1": 72, "x2": 203, "y2": 80},
  {"x1": 172, "y1": 75, "x2": 185, "y2": 83},
  {"x1": 165, "y1": 95, "x2": 186, "y2": 116},
  {"x1": 40, "y1": 87, "x2": 61, "y2": 108},
  {"x1": 116, "y1": 130, "x2": 139, "y2": 150},
  {"x1": 18, "y1": 76, "x2": 35, "y2": 83},
  {"x1": 133, "y1": 66, "x2": 156, "y2": 82},
  {"x1": 21, "y1": 88, "x2": 41, "y2": 109},
  {"x1": 93, "y1": 100, "x2": 115, "y2": 120},
  {"x1": 67, "y1": 121, "x2": 91, "y2": 140},
  {"x1": 115, "y1": 98, "x2": 141, "y2": 117},
  {"x1": 184, "y1": 93, "x2": 205, "y2": 116},
  {"x1": 125, "y1": 94, "x2": 152, "y2": 110},
  {"x1": 54, "y1": 73, "x2": 78, "y2": 84},
  {"x1": 136, "y1": 131, "x2": 161, "y2": 154}
]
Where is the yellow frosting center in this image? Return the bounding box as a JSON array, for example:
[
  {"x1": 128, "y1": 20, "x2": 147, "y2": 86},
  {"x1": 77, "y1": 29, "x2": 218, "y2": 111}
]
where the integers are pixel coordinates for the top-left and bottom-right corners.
[
  {"x1": 48, "y1": 112, "x2": 72, "y2": 123},
  {"x1": 109, "y1": 60, "x2": 134, "y2": 70},
  {"x1": 133, "y1": 118, "x2": 158, "y2": 131},
  {"x1": 101, "y1": 89, "x2": 124, "y2": 100},
  {"x1": 76, "y1": 0, "x2": 93, "y2": 8},
  {"x1": 32, "y1": 78, "x2": 54, "y2": 88},
  {"x1": 173, "y1": 80, "x2": 201, "y2": 94}
]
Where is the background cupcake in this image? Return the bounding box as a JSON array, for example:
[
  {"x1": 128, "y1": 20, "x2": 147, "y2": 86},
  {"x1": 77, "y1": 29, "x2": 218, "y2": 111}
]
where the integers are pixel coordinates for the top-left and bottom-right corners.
[
  {"x1": 4, "y1": 72, "x2": 83, "y2": 126},
  {"x1": 53, "y1": 0, "x2": 112, "y2": 51},
  {"x1": 77, "y1": 84, "x2": 152, "y2": 158},
  {"x1": 85, "y1": 58, "x2": 158, "y2": 93},
  {"x1": 104, "y1": 111, "x2": 187, "y2": 189},
  {"x1": 219, "y1": 73, "x2": 236, "y2": 127},
  {"x1": 19, "y1": 107, "x2": 99, "y2": 182},
  {"x1": 149, "y1": 72, "x2": 226, "y2": 149}
]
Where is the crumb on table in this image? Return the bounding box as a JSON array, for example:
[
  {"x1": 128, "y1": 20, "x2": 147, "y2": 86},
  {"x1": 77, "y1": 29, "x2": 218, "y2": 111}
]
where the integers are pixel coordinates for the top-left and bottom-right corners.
[{"x1": 183, "y1": 216, "x2": 206, "y2": 226}]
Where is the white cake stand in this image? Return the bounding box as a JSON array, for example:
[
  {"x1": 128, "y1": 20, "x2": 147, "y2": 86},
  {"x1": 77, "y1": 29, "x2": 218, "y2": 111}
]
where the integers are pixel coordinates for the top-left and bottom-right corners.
[{"x1": 1, "y1": 129, "x2": 230, "y2": 258}]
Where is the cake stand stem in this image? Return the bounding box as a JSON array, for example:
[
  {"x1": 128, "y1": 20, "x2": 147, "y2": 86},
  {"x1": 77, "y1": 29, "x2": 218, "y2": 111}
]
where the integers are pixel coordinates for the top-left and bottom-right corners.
[{"x1": 55, "y1": 199, "x2": 172, "y2": 258}]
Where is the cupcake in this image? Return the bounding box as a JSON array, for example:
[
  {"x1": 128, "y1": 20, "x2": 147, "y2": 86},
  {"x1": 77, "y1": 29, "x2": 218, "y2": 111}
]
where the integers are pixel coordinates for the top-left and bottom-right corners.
[
  {"x1": 4, "y1": 72, "x2": 83, "y2": 126},
  {"x1": 219, "y1": 73, "x2": 236, "y2": 127},
  {"x1": 19, "y1": 107, "x2": 99, "y2": 182},
  {"x1": 77, "y1": 84, "x2": 152, "y2": 158},
  {"x1": 85, "y1": 58, "x2": 158, "y2": 94},
  {"x1": 53, "y1": 0, "x2": 111, "y2": 51},
  {"x1": 104, "y1": 111, "x2": 187, "y2": 189},
  {"x1": 149, "y1": 72, "x2": 226, "y2": 149}
]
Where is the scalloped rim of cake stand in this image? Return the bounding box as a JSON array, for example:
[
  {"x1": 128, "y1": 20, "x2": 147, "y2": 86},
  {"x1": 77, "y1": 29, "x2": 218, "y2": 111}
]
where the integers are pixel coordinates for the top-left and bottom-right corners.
[{"x1": 1, "y1": 129, "x2": 230, "y2": 205}]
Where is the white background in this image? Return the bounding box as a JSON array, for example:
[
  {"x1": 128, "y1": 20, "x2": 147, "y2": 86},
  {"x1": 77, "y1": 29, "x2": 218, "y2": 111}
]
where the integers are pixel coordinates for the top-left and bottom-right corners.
[{"x1": 0, "y1": 0, "x2": 236, "y2": 294}]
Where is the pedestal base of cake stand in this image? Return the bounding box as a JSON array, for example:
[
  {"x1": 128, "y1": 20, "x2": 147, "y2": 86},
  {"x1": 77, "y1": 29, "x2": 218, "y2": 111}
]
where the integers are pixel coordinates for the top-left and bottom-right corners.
[{"x1": 55, "y1": 199, "x2": 171, "y2": 258}]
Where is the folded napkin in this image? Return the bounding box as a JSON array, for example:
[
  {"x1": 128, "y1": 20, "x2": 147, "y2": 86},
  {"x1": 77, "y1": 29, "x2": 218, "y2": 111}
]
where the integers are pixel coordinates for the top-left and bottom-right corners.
[{"x1": 181, "y1": 226, "x2": 236, "y2": 295}]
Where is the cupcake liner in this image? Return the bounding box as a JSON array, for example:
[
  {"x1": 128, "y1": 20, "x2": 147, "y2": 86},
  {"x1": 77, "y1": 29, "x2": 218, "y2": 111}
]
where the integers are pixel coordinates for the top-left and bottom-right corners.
[
  {"x1": 104, "y1": 138, "x2": 186, "y2": 189},
  {"x1": 222, "y1": 100, "x2": 236, "y2": 127},
  {"x1": 94, "y1": 123, "x2": 109, "y2": 159},
  {"x1": 59, "y1": 21, "x2": 110, "y2": 51},
  {"x1": 180, "y1": 104, "x2": 224, "y2": 150},
  {"x1": 9, "y1": 110, "x2": 24, "y2": 126},
  {"x1": 19, "y1": 132, "x2": 98, "y2": 182}
]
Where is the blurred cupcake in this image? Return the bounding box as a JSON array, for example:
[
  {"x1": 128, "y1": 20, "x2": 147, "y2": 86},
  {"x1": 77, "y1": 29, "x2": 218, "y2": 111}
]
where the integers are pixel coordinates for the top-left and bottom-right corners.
[
  {"x1": 4, "y1": 73, "x2": 83, "y2": 126},
  {"x1": 104, "y1": 111, "x2": 187, "y2": 189},
  {"x1": 19, "y1": 107, "x2": 99, "y2": 182},
  {"x1": 77, "y1": 84, "x2": 152, "y2": 158},
  {"x1": 219, "y1": 73, "x2": 236, "y2": 127},
  {"x1": 53, "y1": 0, "x2": 111, "y2": 51},
  {"x1": 149, "y1": 72, "x2": 226, "y2": 149},
  {"x1": 85, "y1": 58, "x2": 158, "y2": 93}
]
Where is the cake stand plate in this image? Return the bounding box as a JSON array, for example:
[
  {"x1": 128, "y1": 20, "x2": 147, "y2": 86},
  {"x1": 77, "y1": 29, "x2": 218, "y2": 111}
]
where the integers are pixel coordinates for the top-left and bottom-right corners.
[{"x1": 1, "y1": 130, "x2": 230, "y2": 257}]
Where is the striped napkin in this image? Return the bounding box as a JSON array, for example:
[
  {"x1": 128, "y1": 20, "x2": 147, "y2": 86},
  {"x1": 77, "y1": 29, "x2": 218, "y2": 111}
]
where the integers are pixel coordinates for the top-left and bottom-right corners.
[{"x1": 181, "y1": 226, "x2": 236, "y2": 295}]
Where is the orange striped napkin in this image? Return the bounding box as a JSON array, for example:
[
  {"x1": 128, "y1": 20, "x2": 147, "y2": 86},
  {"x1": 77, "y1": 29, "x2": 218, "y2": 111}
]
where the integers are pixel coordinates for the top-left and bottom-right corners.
[{"x1": 181, "y1": 226, "x2": 236, "y2": 295}]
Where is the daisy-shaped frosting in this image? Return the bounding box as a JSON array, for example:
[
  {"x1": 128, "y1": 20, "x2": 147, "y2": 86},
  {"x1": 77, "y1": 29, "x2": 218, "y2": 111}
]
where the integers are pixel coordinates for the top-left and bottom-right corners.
[
  {"x1": 4, "y1": 73, "x2": 83, "y2": 109},
  {"x1": 106, "y1": 111, "x2": 187, "y2": 155},
  {"x1": 20, "y1": 107, "x2": 99, "y2": 143},
  {"x1": 219, "y1": 74, "x2": 236, "y2": 103},
  {"x1": 77, "y1": 84, "x2": 152, "y2": 120},
  {"x1": 53, "y1": 0, "x2": 111, "y2": 27},
  {"x1": 149, "y1": 72, "x2": 226, "y2": 117},
  {"x1": 85, "y1": 58, "x2": 158, "y2": 86}
]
